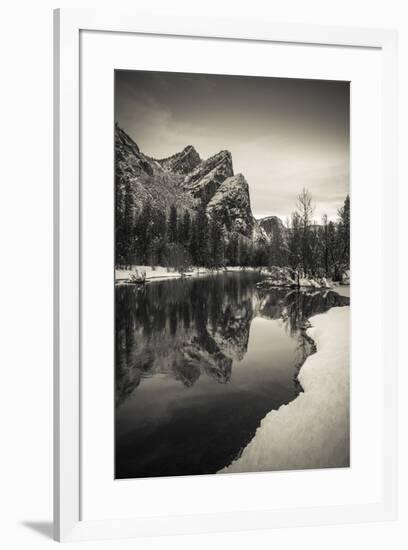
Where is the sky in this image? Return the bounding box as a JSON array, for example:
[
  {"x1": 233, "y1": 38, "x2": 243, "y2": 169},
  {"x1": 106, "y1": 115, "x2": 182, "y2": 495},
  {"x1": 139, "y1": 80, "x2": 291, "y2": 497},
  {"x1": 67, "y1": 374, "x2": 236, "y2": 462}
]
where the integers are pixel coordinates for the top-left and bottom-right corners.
[{"x1": 115, "y1": 70, "x2": 349, "y2": 221}]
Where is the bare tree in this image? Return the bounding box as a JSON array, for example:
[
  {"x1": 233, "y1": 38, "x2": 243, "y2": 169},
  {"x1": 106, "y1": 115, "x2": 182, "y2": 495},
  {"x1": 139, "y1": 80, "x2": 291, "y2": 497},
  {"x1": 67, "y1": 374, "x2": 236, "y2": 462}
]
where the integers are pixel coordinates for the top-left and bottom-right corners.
[
  {"x1": 321, "y1": 214, "x2": 329, "y2": 277},
  {"x1": 295, "y1": 188, "x2": 315, "y2": 276},
  {"x1": 287, "y1": 211, "x2": 302, "y2": 286}
]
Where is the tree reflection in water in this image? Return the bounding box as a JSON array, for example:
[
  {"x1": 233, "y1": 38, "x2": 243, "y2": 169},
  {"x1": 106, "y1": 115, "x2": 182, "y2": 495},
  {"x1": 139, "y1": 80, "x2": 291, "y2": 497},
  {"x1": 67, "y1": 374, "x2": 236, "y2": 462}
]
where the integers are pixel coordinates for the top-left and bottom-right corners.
[
  {"x1": 115, "y1": 272, "x2": 349, "y2": 478},
  {"x1": 115, "y1": 273, "x2": 349, "y2": 408}
]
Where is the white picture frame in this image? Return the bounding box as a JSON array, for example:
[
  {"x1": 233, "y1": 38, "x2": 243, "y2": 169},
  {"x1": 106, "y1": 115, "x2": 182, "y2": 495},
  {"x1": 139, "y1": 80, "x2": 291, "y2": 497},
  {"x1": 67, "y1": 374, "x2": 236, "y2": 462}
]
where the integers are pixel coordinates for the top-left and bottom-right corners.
[{"x1": 54, "y1": 8, "x2": 398, "y2": 542}]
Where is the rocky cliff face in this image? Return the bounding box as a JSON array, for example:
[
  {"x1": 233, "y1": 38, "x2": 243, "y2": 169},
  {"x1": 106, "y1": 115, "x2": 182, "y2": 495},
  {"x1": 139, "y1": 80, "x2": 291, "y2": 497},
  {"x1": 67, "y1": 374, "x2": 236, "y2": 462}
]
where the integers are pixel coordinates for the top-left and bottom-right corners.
[
  {"x1": 115, "y1": 124, "x2": 154, "y2": 178},
  {"x1": 115, "y1": 124, "x2": 269, "y2": 245},
  {"x1": 183, "y1": 150, "x2": 234, "y2": 204},
  {"x1": 155, "y1": 145, "x2": 201, "y2": 174},
  {"x1": 207, "y1": 174, "x2": 267, "y2": 242},
  {"x1": 115, "y1": 125, "x2": 194, "y2": 213},
  {"x1": 258, "y1": 215, "x2": 286, "y2": 238}
]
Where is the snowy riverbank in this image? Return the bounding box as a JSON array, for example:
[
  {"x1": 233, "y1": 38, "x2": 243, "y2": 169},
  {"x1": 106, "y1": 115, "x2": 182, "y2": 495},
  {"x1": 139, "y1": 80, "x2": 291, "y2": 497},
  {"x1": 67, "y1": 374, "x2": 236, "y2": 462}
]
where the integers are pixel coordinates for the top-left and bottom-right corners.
[
  {"x1": 220, "y1": 306, "x2": 350, "y2": 473},
  {"x1": 115, "y1": 265, "x2": 260, "y2": 284},
  {"x1": 115, "y1": 266, "x2": 351, "y2": 298},
  {"x1": 330, "y1": 284, "x2": 350, "y2": 298}
]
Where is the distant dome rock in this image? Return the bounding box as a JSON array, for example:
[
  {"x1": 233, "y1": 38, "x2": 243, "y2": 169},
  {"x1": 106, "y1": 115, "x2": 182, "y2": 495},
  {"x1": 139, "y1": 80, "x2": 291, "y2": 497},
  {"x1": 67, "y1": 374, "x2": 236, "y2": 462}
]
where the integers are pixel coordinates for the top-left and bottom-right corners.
[{"x1": 258, "y1": 215, "x2": 286, "y2": 237}]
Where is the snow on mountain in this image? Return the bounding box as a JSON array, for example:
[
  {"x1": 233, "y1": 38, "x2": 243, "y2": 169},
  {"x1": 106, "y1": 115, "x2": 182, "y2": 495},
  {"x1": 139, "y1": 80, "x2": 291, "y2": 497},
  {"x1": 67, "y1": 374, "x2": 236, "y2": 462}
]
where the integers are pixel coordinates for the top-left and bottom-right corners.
[
  {"x1": 115, "y1": 124, "x2": 155, "y2": 178},
  {"x1": 207, "y1": 174, "x2": 268, "y2": 242},
  {"x1": 183, "y1": 150, "x2": 233, "y2": 204},
  {"x1": 155, "y1": 145, "x2": 201, "y2": 174},
  {"x1": 115, "y1": 124, "x2": 194, "y2": 212},
  {"x1": 258, "y1": 215, "x2": 286, "y2": 238},
  {"x1": 115, "y1": 124, "x2": 268, "y2": 245}
]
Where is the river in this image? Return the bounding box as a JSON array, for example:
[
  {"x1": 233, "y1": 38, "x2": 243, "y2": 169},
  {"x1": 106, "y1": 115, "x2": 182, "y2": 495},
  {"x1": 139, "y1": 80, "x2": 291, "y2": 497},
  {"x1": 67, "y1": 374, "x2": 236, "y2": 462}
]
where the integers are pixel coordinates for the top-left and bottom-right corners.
[{"x1": 115, "y1": 271, "x2": 349, "y2": 479}]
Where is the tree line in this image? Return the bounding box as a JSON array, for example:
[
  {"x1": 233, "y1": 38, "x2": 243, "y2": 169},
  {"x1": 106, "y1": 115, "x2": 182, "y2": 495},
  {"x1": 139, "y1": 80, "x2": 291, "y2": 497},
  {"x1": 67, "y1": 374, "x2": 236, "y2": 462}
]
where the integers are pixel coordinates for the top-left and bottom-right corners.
[
  {"x1": 285, "y1": 189, "x2": 350, "y2": 280},
  {"x1": 116, "y1": 183, "x2": 350, "y2": 280},
  {"x1": 116, "y1": 192, "x2": 228, "y2": 271}
]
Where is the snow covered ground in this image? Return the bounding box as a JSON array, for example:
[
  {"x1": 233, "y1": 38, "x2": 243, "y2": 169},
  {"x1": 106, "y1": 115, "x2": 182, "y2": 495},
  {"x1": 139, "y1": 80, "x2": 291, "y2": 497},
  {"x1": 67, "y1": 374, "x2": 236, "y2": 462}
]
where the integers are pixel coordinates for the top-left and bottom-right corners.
[
  {"x1": 115, "y1": 265, "x2": 259, "y2": 283},
  {"x1": 220, "y1": 306, "x2": 350, "y2": 473},
  {"x1": 332, "y1": 284, "x2": 350, "y2": 298}
]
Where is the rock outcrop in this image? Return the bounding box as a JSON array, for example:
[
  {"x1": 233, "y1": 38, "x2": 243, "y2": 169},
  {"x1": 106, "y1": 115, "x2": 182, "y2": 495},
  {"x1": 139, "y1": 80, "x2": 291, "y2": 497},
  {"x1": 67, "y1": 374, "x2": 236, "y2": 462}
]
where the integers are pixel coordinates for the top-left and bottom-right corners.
[
  {"x1": 115, "y1": 124, "x2": 192, "y2": 212},
  {"x1": 183, "y1": 150, "x2": 234, "y2": 204},
  {"x1": 115, "y1": 124, "x2": 270, "y2": 247},
  {"x1": 258, "y1": 215, "x2": 287, "y2": 238},
  {"x1": 206, "y1": 174, "x2": 267, "y2": 242},
  {"x1": 156, "y1": 145, "x2": 201, "y2": 174}
]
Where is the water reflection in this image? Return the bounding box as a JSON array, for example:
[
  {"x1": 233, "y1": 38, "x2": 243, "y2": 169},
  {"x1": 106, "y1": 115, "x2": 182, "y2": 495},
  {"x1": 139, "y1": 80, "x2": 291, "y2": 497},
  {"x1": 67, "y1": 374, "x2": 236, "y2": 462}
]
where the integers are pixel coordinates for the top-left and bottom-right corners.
[{"x1": 115, "y1": 272, "x2": 349, "y2": 478}]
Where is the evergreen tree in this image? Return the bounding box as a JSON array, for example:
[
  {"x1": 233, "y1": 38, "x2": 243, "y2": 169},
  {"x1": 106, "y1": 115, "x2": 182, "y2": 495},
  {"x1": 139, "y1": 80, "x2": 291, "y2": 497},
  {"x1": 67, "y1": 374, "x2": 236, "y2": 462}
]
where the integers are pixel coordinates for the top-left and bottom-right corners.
[
  {"x1": 151, "y1": 209, "x2": 167, "y2": 266},
  {"x1": 152, "y1": 208, "x2": 166, "y2": 240},
  {"x1": 115, "y1": 177, "x2": 126, "y2": 265},
  {"x1": 166, "y1": 242, "x2": 191, "y2": 273},
  {"x1": 181, "y1": 210, "x2": 192, "y2": 248},
  {"x1": 267, "y1": 241, "x2": 274, "y2": 269},
  {"x1": 226, "y1": 233, "x2": 239, "y2": 266},
  {"x1": 134, "y1": 200, "x2": 153, "y2": 264},
  {"x1": 239, "y1": 236, "x2": 249, "y2": 266},
  {"x1": 308, "y1": 227, "x2": 320, "y2": 276},
  {"x1": 253, "y1": 242, "x2": 267, "y2": 267},
  {"x1": 236, "y1": 235, "x2": 241, "y2": 266},
  {"x1": 190, "y1": 220, "x2": 199, "y2": 265},
  {"x1": 114, "y1": 167, "x2": 350, "y2": 279},
  {"x1": 168, "y1": 205, "x2": 178, "y2": 243},
  {"x1": 121, "y1": 180, "x2": 133, "y2": 265},
  {"x1": 209, "y1": 217, "x2": 224, "y2": 268},
  {"x1": 327, "y1": 220, "x2": 341, "y2": 280},
  {"x1": 270, "y1": 222, "x2": 287, "y2": 266},
  {"x1": 147, "y1": 237, "x2": 160, "y2": 267},
  {"x1": 320, "y1": 214, "x2": 329, "y2": 276},
  {"x1": 337, "y1": 195, "x2": 350, "y2": 270},
  {"x1": 195, "y1": 201, "x2": 210, "y2": 267}
]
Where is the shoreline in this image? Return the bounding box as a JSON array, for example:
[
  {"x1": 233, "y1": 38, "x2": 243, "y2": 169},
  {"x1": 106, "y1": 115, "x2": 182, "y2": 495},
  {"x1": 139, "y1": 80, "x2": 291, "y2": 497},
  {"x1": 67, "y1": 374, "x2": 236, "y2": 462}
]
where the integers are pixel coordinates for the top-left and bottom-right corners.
[
  {"x1": 115, "y1": 265, "x2": 261, "y2": 285},
  {"x1": 219, "y1": 306, "x2": 350, "y2": 473},
  {"x1": 115, "y1": 265, "x2": 351, "y2": 295}
]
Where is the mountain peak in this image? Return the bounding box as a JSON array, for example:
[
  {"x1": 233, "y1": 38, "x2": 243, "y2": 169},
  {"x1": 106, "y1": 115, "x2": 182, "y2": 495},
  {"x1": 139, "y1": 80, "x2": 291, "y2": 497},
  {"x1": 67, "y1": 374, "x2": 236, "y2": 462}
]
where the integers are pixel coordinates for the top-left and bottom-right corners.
[
  {"x1": 115, "y1": 124, "x2": 141, "y2": 154},
  {"x1": 182, "y1": 144, "x2": 198, "y2": 154},
  {"x1": 157, "y1": 145, "x2": 201, "y2": 174},
  {"x1": 227, "y1": 173, "x2": 247, "y2": 186},
  {"x1": 214, "y1": 150, "x2": 232, "y2": 163},
  {"x1": 183, "y1": 149, "x2": 234, "y2": 203},
  {"x1": 115, "y1": 124, "x2": 269, "y2": 255}
]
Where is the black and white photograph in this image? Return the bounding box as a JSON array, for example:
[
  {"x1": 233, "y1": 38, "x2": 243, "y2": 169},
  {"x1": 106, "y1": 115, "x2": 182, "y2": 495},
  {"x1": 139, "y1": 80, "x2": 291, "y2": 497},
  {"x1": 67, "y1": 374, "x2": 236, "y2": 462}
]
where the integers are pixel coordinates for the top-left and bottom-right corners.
[
  {"x1": 1, "y1": 1, "x2": 403, "y2": 546},
  {"x1": 114, "y1": 70, "x2": 350, "y2": 479}
]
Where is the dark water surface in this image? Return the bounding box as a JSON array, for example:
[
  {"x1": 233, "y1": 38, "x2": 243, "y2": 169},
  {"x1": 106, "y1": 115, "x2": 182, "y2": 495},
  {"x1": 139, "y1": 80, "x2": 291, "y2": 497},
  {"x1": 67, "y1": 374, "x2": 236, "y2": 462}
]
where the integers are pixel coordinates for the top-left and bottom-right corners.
[{"x1": 115, "y1": 271, "x2": 349, "y2": 479}]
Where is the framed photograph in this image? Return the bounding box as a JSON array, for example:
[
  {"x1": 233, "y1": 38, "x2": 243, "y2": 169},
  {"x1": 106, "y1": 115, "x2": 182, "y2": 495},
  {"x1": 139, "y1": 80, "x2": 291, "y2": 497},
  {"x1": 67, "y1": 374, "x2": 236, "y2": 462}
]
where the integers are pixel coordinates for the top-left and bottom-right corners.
[{"x1": 54, "y1": 8, "x2": 398, "y2": 542}]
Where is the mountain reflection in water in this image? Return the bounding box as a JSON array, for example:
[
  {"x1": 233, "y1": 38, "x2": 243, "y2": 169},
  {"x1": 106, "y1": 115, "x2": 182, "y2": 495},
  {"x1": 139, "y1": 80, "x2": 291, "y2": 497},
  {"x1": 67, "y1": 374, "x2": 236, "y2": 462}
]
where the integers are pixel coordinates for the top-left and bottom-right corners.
[{"x1": 115, "y1": 271, "x2": 349, "y2": 479}]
